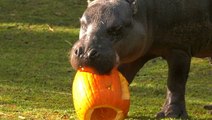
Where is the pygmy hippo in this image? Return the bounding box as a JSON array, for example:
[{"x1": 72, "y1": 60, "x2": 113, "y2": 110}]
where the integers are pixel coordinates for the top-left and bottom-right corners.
[{"x1": 70, "y1": 0, "x2": 212, "y2": 118}]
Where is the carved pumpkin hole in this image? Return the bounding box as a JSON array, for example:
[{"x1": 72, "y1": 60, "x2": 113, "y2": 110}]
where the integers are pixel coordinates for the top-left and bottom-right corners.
[{"x1": 90, "y1": 107, "x2": 117, "y2": 120}]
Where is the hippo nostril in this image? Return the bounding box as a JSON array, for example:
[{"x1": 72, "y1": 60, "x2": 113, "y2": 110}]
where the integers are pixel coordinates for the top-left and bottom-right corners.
[
  {"x1": 74, "y1": 47, "x2": 83, "y2": 57},
  {"x1": 88, "y1": 49, "x2": 99, "y2": 58}
]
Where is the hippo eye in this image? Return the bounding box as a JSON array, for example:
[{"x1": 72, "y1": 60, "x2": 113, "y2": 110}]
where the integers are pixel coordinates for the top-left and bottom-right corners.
[
  {"x1": 125, "y1": 22, "x2": 132, "y2": 28},
  {"x1": 114, "y1": 25, "x2": 123, "y2": 31},
  {"x1": 107, "y1": 25, "x2": 123, "y2": 36}
]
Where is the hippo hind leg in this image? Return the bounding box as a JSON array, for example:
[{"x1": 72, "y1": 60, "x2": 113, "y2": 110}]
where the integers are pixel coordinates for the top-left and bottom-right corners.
[{"x1": 156, "y1": 49, "x2": 191, "y2": 118}]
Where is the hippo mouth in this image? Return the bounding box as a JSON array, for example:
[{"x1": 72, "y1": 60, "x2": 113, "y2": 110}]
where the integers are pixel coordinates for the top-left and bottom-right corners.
[
  {"x1": 70, "y1": 45, "x2": 120, "y2": 74},
  {"x1": 80, "y1": 52, "x2": 119, "y2": 74}
]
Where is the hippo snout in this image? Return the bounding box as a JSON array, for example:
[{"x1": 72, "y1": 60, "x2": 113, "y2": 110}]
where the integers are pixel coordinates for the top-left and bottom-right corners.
[
  {"x1": 74, "y1": 46, "x2": 99, "y2": 59},
  {"x1": 70, "y1": 40, "x2": 118, "y2": 74}
]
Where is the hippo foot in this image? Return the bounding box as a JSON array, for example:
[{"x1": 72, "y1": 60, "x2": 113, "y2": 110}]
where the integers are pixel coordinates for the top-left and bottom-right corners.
[{"x1": 156, "y1": 104, "x2": 188, "y2": 119}]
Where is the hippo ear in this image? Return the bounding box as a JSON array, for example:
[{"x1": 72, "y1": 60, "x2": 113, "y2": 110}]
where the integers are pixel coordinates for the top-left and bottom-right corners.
[
  {"x1": 87, "y1": 0, "x2": 94, "y2": 4},
  {"x1": 87, "y1": 0, "x2": 97, "y2": 7},
  {"x1": 126, "y1": 0, "x2": 138, "y2": 15},
  {"x1": 126, "y1": 0, "x2": 135, "y2": 4}
]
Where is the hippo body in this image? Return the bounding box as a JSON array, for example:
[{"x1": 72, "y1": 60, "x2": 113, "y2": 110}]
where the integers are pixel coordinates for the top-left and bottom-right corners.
[
  {"x1": 71, "y1": 0, "x2": 212, "y2": 118},
  {"x1": 145, "y1": 0, "x2": 212, "y2": 58}
]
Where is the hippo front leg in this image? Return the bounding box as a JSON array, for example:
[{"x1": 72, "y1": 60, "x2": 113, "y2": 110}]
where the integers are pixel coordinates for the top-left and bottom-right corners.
[
  {"x1": 156, "y1": 50, "x2": 191, "y2": 118},
  {"x1": 118, "y1": 55, "x2": 156, "y2": 84}
]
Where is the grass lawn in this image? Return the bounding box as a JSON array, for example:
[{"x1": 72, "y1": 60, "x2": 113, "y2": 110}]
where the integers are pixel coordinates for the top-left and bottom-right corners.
[{"x1": 0, "y1": 0, "x2": 211, "y2": 119}]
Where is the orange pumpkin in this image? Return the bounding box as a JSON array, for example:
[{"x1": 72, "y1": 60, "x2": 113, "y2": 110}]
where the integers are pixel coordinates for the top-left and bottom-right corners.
[{"x1": 72, "y1": 68, "x2": 130, "y2": 120}]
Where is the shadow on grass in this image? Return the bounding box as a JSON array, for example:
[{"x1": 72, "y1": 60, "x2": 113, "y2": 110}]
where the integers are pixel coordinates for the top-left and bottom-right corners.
[
  {"x1": 128, "y1": 116, "x2": 202, "y2": 120},
  {"x1": 127, "y1": 116, "x2": 155, "y2": 120}
]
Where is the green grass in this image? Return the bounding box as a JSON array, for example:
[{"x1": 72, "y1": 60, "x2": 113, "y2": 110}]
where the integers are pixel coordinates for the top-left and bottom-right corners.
[{"x1": 0, "y1": 0, "x2": 211, "y2": 119}]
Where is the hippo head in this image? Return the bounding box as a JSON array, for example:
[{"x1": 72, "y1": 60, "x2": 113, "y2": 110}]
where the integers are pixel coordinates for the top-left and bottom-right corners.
[{"x1": 70, "y1": 0, "x2": 143, "y2": 74}]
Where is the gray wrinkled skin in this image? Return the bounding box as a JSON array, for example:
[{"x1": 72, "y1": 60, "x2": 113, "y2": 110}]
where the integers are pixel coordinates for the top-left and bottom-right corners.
[{"x1": 70, "y1": 0, "x2": 212, "y2": 118}]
